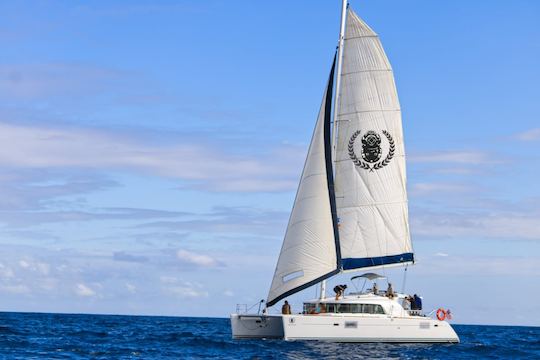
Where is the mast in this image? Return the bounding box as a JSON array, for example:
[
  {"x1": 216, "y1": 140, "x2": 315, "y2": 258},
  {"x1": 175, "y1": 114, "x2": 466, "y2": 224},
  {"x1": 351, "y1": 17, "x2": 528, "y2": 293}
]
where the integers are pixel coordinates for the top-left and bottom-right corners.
[
  {"x1": 332, "y1": 0, "x2": 348, "y2": 158},
  {"x1": 320, "y1": 0, "x2": 348, "y2": 301}
]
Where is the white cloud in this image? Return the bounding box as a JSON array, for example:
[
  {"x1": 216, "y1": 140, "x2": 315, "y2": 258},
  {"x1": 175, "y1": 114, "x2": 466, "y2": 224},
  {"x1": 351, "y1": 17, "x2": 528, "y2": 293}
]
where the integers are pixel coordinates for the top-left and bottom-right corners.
[
  {"x1": 432, "y1": 167, "x2": 481, "y2": 175},
  {"x1": 167, "y1": 281, "x2": 209, "y2": 299},
  {"x1": 0, "y1": 171, "x2": 118, "y2": 212},
  {"x1": 412, "y1": 210, "x2": 540, "y2": 241},
  {"x1": 159, "y1": 277, "x2": 209, "y2": 298},
  {"x1": 138, "y1": 206, "x2": 288, "y2": 238},
  {"x1": 419, "y1": 255, "x2": 540, "y2": 277},
  {"x1": 0, "y1": 122, "x2": 302, "y2": 192},
  {"x1": 411, "y1": 182, "x2": 473, "y2": 195},
  {"x1": 0, "y1": 263, "x2": 14, "y2": 279},
  {"x1": 125, "y1": 283, "x2": 136, "y2": 294},
  {"x1": 515, "y1": 128, "x2": 540, "y2": 141},
  {"x1": 17, "y1": 259, "x2": 50, "y2": 275},
  {"x1": 169, "y1": 286, "x2": 208, "y2": 298},
  {"x1": 409, "y1": 151, "x2": 491, "y2": 164},
  {"x1": 434, "y1": 252, "x2": 449, "y2": 257},
  {"x1": 159, "y1": 276, "x2": 179, "y2": 284},
  {"x1": 177, "y1": 249, "x2": 219, "y2": 268},
  {"x1": 36, "y1": 262, "x2": 50, "y2": 275},
  {"x1": 75, "y1": 283, "x2": 96, "y2": 297},
  {"x1": 223, "y1": 289, "x2": 234, "y2": 297}
]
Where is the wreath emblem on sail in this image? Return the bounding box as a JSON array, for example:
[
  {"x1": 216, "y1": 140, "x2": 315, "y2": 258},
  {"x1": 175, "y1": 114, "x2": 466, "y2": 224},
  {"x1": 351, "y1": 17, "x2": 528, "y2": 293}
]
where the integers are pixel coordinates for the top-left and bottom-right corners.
[{"x1": 348, "y1": 130, "x2": 395, "y2": 172}]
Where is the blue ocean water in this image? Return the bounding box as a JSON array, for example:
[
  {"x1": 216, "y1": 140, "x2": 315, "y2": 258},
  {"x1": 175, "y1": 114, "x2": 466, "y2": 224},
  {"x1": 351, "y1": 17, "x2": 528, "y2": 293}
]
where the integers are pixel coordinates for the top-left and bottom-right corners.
[{"x1": 0, "y1": 312, "x2": 538, "y2": 359}]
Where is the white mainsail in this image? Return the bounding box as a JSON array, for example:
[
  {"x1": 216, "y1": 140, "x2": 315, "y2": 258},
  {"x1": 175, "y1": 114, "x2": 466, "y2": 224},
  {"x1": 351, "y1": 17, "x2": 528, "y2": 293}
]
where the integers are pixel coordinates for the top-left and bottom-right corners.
[
  {"x1": 266, "y1": 62, "x2": 339, "y2": 307},
  {"x1": 334, "y1": 9, "x2": 413, "y2": 270}
]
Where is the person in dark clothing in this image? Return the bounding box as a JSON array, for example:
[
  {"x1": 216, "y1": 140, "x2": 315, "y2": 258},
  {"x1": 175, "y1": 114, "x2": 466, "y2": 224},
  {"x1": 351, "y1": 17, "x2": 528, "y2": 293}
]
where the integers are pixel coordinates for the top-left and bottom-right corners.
[
  {"x1": 409, "y1": 295, "x2": 417, "y2": 310},
  {"x1": 413, "y1": 294, "x2": 422, "y2": 310},
  {"x1": 282, "y1": 300, "x2": 291, "y2": 315},
  {"x1": 333, "y1": 284, "x2": 347, "y2": 300}
]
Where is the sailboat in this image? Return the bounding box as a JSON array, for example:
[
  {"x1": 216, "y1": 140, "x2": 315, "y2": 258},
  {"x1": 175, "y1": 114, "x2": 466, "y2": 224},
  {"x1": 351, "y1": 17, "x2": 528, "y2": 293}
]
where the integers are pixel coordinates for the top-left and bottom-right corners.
[{"x1": 231, "y1": 1, "x2": 459, "y2": 343}]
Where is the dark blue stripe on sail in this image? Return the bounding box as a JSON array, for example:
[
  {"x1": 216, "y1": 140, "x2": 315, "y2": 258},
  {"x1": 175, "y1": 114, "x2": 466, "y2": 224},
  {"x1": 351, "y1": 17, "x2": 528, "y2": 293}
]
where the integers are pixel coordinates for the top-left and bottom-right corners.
[{"x1": 341, "y1": 253, "x2": 414, "y2": 270}]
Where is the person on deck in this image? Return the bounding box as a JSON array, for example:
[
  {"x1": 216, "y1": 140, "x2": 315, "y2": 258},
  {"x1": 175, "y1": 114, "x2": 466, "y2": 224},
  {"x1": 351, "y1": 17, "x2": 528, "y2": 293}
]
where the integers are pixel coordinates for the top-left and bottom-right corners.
[
  {"x1": 282, "y1": 300, "x2": 291, "y2": 315},
  {"x1": 413, "y1": 294, "x2": 422, "y2": 310},
  {"x1": 410, "y1": 295, "x2": 417, "y2": 310},
  {"x1": 402, "y1": 296, "x2": 411, "y2": 310},
  {"x1": 333, "y1": 284, "x2": 347, "y2": 300},
  {"x1": 386, "y1": 283, "x2": 395, "y2": 298},
  {"x1": 372, "y1": 282, "x2": 378, "y2": 295}
]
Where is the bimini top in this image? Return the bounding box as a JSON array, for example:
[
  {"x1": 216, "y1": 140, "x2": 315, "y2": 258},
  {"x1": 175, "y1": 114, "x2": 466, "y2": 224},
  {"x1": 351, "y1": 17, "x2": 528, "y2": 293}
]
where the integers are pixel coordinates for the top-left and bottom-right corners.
[{"x1": 351, "y1": 273, "x2": 386, "y2": 281}]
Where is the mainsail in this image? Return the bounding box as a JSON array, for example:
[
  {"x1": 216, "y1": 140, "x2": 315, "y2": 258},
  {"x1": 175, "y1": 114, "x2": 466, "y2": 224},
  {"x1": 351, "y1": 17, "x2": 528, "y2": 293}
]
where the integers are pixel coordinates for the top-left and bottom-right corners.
[
  {"x1": 334, "y1": 9, "x2": 413, "y2": 270},
  {"x1": 267, "y1": 8, "x2": 413, "y2": 306},
  {"x1": 266, "y1": 60, "x2": 339, "y2": 307}
]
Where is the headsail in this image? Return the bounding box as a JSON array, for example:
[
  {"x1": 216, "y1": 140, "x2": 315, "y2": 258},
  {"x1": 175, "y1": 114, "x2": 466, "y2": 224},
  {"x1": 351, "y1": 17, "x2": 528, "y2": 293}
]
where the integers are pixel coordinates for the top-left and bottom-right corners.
[
  {"x1": 334, "y1": 9, "x2": 413, "y2": 271},
  {"x1": 266, "y1": 60, "x2": 340, "y2": 307}
]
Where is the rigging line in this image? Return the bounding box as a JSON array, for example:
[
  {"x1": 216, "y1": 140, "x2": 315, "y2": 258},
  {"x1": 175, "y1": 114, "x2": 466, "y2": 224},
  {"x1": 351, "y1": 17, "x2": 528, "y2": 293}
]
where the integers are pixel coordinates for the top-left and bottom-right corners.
[{"x1": 401, "y1": 265, "x2": 408, "y2": 294}]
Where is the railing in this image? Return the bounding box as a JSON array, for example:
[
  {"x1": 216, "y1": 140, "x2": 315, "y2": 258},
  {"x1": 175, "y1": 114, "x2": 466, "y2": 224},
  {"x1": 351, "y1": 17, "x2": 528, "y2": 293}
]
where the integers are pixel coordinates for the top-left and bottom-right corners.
[
  {"x1": 236, "y1": 304, "x2": 248, "y2": 314},
  {"x1": 235, "y1": 300, "x2": 265, "y2": 314}
]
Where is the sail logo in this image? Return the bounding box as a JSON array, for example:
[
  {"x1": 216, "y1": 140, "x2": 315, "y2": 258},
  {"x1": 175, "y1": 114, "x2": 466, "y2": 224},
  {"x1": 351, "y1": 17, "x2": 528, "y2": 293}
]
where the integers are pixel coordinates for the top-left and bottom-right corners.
[{"x1": 348, "y1": 130, "x2": 395, "y2": 172}]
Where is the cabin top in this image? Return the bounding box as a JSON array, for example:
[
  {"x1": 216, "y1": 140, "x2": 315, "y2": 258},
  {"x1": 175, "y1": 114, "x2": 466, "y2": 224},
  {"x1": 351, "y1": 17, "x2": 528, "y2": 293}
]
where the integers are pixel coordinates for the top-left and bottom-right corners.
[{"x1": 302, "y1": 292, "x2": 423, "y2": 318}]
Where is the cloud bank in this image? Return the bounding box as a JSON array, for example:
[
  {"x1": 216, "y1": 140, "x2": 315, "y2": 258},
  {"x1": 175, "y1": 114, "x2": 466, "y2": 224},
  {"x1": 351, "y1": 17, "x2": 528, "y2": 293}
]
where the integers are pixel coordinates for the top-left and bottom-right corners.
[{"x1": 0, "y1": 122, "x2": 302, "y2": 192}]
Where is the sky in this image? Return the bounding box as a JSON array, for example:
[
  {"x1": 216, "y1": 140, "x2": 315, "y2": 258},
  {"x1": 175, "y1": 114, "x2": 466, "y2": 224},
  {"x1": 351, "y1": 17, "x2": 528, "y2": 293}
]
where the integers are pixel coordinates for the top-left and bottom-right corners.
[{"x1": 0, "y1": 0, "x2": 538, "y2": 326}]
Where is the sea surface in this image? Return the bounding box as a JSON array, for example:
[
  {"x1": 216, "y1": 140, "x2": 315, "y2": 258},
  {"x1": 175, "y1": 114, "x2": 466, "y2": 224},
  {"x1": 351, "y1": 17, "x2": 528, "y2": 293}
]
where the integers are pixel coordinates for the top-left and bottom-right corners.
[{"x1": 0, "y1": 312, "x2": 538, "y2": 359}]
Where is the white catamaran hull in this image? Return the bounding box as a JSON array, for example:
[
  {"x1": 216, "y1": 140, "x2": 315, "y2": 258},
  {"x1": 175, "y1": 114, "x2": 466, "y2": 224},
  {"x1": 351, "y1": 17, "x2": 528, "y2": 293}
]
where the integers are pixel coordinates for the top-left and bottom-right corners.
[
  {"x1": 230, "y1": 314, "x2": 284, "y2": 339},
  {"x1": 281, "y1": 314, "x2": 459, "y2": 343}
]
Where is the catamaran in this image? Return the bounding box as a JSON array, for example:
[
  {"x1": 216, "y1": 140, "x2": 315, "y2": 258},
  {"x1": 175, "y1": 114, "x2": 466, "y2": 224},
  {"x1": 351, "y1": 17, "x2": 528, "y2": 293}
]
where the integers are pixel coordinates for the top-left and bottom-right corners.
[{"x1": 231, "y1": 1, "x2": 459, "y2": 343}]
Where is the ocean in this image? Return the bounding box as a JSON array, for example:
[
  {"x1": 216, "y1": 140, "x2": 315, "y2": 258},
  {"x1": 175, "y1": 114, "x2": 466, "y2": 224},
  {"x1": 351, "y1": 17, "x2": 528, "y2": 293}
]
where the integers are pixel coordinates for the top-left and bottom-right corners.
[{"x1": 0, "y1": 312, "x2": 538, "y2": 359}]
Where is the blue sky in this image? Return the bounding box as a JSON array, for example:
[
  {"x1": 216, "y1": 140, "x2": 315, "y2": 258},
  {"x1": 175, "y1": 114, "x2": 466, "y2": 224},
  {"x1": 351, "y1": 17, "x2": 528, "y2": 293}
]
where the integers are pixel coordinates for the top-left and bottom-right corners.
[{"x1": 0, "y1": 0, "x2": 538, "y2": 326}]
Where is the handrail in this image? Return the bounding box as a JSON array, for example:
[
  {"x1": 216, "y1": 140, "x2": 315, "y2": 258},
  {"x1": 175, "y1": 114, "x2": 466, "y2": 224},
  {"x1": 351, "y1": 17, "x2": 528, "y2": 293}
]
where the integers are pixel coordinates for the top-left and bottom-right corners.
[
  {"x1": 236, "y1": 300, "x2": 265, "y2": 314},
  {"x1": 236, "y1": 304, "x2": 248, "y2": 314}
]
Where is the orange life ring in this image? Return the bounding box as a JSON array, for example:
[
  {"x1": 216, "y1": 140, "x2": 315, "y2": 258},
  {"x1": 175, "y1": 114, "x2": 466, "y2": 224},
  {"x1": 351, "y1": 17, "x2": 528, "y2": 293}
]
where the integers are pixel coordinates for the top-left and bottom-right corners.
[{"x1": 436, "y1": 308, "x2": 446, "y2": 321}]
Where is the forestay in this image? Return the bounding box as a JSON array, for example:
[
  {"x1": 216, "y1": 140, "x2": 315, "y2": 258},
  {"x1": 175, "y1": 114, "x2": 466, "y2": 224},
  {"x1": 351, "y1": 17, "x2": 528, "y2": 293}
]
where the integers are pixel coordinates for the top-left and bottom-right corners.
[
  {"x1": 334, "y1": 9, "x2": 413, "y2": 271},
  {"x1": 266, "y1": 61, "x2": 340, "y2": 307}
]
